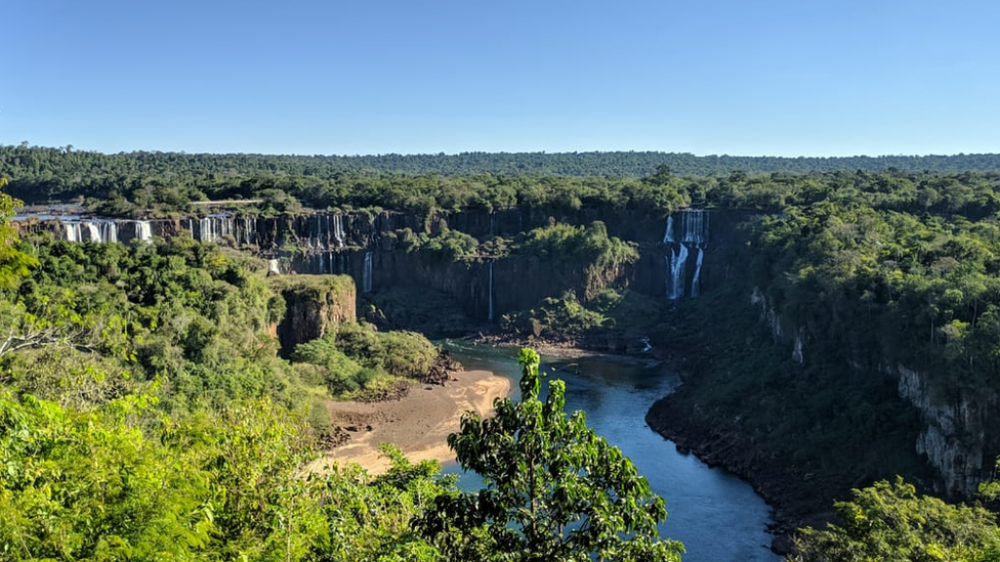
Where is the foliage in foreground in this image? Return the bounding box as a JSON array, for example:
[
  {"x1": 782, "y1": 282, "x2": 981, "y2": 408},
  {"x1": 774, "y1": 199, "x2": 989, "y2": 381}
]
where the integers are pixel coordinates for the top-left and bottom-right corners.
[
  {"x1": 791, "y1": 478, "x2": 1000, "y2": 562},
  {"x1": 415, "y1": 348, "x2": 683, "y2": 562}
]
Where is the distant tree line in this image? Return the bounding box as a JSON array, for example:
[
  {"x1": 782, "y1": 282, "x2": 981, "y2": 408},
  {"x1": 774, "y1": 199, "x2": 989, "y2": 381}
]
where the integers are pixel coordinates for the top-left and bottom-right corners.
[{"x1": 4, "y1": 143, "x2": 1000, "y2": 210}]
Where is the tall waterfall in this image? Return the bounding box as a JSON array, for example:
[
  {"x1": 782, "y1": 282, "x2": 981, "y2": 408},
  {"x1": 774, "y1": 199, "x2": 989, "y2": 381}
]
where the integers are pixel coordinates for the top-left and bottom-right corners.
[
  {"x1": 136, "y1": 221, "x2": 153, "y2": 243},
  {"x1": 84, "y1": 222, "x2": 100, "y2": 242},
  {"x1": 100, "y1": 221, "x2": 118, "y2": 243},
  {"x1": 488, "y1": 259, "x2": 495, "y2": 321},
  {"x1": 362, "y1": 250, "x2": 373, "y2": 293},
  {"x1": 663, "y1": 215, "x2": 675, "y2": 244},
  {"x1": 691, "y1": 248, "x2": 705, "y2": 297},
  {"x1": 332, "y1": 214, "x2": 346, "y2": 249},
  {"x1": 663, "y1": 209, "x2": 709, "y2": 300},
  {"x1": 668, "y1": 244, "x2": 689, "y2": 299},
  {"x1": 64, "y1": 223, "x2": 82, "y2": 242}
]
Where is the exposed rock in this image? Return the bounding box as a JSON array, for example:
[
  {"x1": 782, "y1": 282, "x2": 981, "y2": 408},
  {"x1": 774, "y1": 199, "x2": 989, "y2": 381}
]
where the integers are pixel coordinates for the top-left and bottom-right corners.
[
  {"x1": 269, "y1": 275, "x2": 356, "y2": 356},
  {"x1": 896, "y1": 364, "x2": 998, "y2": 497}
]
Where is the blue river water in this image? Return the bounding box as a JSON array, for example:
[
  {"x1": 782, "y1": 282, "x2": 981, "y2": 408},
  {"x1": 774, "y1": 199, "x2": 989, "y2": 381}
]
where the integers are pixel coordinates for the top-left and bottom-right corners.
[{"x1": 440, "y1": 341, "x2": 779, "y2": 562}]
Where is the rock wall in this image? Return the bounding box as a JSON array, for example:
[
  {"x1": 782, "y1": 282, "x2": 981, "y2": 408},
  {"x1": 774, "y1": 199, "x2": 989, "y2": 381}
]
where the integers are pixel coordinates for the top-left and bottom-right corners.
[
  {"x1": 896, "y1": 365, "x2": 1000, "y2": 496},
  {"x1": 269, "y1": 275, "x2": 356, "y2": 356},
  {"x1": 750, "y1": 285, "x2": 1000, "y2": 497}
]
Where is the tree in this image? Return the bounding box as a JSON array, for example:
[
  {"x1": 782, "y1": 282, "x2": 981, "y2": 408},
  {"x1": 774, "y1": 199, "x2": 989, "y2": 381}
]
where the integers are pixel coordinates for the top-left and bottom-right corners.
[
  {"x1": 791, "y1": 478, "x2": 1000, "y2": 562},
  {"x1": 0, "y1": 177, "x2": 38, "y2": 288},
  {"x1": 415, "y1": 348, "x2": 683, "y2": 562}
]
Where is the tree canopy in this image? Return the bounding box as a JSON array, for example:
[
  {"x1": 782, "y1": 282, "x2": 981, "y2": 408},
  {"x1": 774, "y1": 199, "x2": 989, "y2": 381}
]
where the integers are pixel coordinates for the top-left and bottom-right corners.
[{"x1": 415, "y1": 348, "x2": 683, "y2": 562}]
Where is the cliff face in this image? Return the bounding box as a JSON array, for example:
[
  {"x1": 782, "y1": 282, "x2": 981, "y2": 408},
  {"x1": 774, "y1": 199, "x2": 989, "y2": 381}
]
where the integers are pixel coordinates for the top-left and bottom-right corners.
[
  {"x1": 896, "y1": 365, "x2": 1000, "y2": 496},
  {"x1": 20, "y1": 205, "x2": 999, "y2": 497},
  {"x1": 269, "y1": 275, "x2": 356, "y2": 356}
]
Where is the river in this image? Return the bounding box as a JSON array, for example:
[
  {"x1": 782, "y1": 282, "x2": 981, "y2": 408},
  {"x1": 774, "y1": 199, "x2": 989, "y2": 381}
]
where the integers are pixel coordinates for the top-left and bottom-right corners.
[{"x1": 442, "y1": 341, "x2": 779, "y2": 562}]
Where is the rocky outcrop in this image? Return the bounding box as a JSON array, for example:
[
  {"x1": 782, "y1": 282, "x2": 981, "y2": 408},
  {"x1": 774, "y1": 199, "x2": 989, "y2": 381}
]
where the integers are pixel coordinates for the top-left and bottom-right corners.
[
  {"x1": 896, "y1": 365, "x2": 999, "y2": 496},
  {"x1": 750, "y1": 286, "x2": 807, "y2": 364},
  {"x1": 269, "y1": 275, "x2": 356, "y2": 355}
]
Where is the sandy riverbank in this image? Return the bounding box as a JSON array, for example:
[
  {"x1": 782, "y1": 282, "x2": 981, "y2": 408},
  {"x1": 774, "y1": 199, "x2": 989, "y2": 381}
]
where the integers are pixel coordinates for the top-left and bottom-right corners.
[{"x1": 305, "y1": 369, "x2": 512, "y2": 475}]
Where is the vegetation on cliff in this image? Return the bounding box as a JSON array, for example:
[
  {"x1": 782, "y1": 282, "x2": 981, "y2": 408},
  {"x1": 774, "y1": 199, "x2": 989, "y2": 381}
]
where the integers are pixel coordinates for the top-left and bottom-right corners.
[
  {"x1": 791, "y1": 478, "x2": 1000, "y2": 562},
  {"x1": 2, "y1": 180, "x2": 683, "y2": 559}
]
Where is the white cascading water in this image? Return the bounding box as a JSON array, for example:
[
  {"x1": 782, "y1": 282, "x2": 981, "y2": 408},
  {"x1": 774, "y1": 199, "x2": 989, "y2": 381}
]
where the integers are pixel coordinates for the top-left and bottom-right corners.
[
  {"x1": 268, "y1": 259, "x2": 281, "y2": 275},
  {"x1": 85, "y1": 222, "x2": 100, "y2": 242},
  {"x1": 488, "y1": 259, "x2": 495, "y2": 321},
  {"x1": 137, "y1": 221, "x2": 153, "y2": 243},
  {"x1": 61, "y1": 220, "x2": 117, "y2": 243},
  {"x1": 691, "y1": 248, "x2": 705, "y2": 297},
  {"x1": 362, "y1": 250, "x2": 373, "y2": 293},
  {"x1": 242, "y1": 216, "x2": 255, "y2": 246},
  {"x1": 311, "y1": 215, "x2": 322, "y2": 249},
  {"x1": 668, "y1": 244, "x2": 689, "y2": 299},
  {"x1": 64, "y1": 223, "x2": 82, "y2": 242},
  {"x1": 203, "y1": 217, "x2": 217, "y2": 243},
  {"x1": 664, "y1": 209, "x2": 709, "y2": 300},
  {"x1": 101, "y1": 221, "x2": 118, "y2": 244},
  {"x1": 333, "y1": 214, "x2": 346, "y2": 249},
  {"x1": 489, "y1": 212, "x2": 497, "y2": 237}
]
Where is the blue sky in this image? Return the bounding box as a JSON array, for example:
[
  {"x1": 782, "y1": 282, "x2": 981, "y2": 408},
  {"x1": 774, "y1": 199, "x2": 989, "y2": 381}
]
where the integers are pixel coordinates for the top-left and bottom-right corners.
[{"x1": 3, "y1": 0, "x2": 998, "y2": 157}]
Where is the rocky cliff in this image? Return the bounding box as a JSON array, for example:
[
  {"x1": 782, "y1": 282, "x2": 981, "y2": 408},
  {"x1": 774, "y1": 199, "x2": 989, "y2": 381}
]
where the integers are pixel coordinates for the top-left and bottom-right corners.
[
  {"x1": 896, "y1": 365, "x2": 1000, "y2": 496},
  {"x1": 269, "y1": 275, "x2": 356, "y2": 356}
]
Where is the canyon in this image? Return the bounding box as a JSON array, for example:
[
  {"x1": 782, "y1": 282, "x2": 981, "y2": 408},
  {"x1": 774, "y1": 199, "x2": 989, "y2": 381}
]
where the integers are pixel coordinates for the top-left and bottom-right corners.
[{"x1": 14, "y1": 205, "x2": 1000, "y2": 508}]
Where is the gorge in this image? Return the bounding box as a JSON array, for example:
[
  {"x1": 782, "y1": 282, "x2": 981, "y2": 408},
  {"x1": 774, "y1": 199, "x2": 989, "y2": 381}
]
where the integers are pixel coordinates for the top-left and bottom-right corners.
[{"x1": 14, "y1": 200, "x2": 998, "y2": 520}]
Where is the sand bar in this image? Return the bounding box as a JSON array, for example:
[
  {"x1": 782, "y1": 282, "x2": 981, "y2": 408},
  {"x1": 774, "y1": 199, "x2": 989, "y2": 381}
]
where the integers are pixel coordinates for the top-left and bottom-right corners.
[{"x1": 305, "y1": 369, "x2": 511, "y2": 475}]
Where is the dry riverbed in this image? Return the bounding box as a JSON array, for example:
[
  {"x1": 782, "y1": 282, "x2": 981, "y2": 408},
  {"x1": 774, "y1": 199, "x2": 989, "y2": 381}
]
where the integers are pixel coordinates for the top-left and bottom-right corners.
[{"x1": 305, "y1": 369, "x2": 511, "y2": 475}]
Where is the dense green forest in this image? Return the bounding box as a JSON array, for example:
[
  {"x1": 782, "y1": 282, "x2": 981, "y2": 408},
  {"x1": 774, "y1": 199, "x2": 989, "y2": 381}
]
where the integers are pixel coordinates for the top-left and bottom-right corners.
[
  {"x1": 4, "y1": 145, "x2": 1000, "y2": 184},
  {"x1": 0, "y1": 177, "x2": 689, "y2": 560},
  {"x1": 4, "y1": 144, "x2": 1000, "y2": 214},
  {"x1": 7, "y1": 149, "x2": 1000, "y2": 559}
]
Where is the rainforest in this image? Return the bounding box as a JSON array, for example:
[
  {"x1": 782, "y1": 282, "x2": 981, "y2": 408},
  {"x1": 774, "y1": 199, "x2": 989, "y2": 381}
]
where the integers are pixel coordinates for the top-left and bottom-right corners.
[{"x1": 3, "y1": 146, "x2": 1000, "y2": 561}]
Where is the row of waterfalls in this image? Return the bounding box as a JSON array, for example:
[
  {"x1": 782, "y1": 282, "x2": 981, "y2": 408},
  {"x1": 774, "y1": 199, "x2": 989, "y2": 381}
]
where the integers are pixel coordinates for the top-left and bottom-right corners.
[
  {"x1": 663, "y1": 209, "x2": 709, "y2": 300},
  {"x1": 17, "y1": 208, "x2": 714, "y2": 316},
  {"x1": 25, "y1": 212, "x2": 360, "y2": 250},
  {"x1": 62, "y1": 219, "x2": 152, "y2": 244}
]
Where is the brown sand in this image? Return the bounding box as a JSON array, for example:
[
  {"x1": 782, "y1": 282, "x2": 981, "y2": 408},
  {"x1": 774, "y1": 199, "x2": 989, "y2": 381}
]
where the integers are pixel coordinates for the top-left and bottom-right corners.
[{"x1": 305, "y1": 370, "x2": 511, "y2": 475}]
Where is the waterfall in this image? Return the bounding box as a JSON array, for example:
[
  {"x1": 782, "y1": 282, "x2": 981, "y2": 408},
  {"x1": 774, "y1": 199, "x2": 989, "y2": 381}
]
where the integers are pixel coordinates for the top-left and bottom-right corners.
[
  {"x1": 488, "y1": 259, "x2": 495, "y2": 321},
  {"x1": 100, "y1": 221, "x2": 118, "y2": 244},
  {"x1": 333, "y1": 214, "x2": 346, "y2": 249},
  {"x1": 369, "y1": 215, "x2": 379, "y2": 249},
  {"x1": 362, "y1": 250, "x2": 373, "y2": 293},
  {"x1": 682, "y1": 210, "x2": 708, "y2": 247},
  {"x1": 663, "y1": 215, "x2": 675, "y2": 244},
  {"x1": 241, "y1": 216, "x2": 256, "y2": 246},
  {"x1": 664, "y1": 209, "x2": 709, "y2": 299},
  {"x1": 489, "y1": 212, "x2": 497, "y2": 237},
  {"x1": 310, "y1": 214, "x2": 322, "y2": 249},
  {"x1": 668, "y1": 244, "x2": 689, "y2": 300},
  {"x1": 84, "y1": 222, "x2": 100, "y2": 242},
  {"x1": 64, "y1": 223, "x2": 81, "y2": 242},
  {"x1": 200, "y1": 217, "x2": 214, "y2": 243},
  {"x1": 691, "y1": 248, "x2": 705, "y2": 297},
  {"x1": 136, "y1": 221, "x2": 153, "y2": 243},
  {"x1": 268, "y1": 259, "x2": 281, "y2": 275}
]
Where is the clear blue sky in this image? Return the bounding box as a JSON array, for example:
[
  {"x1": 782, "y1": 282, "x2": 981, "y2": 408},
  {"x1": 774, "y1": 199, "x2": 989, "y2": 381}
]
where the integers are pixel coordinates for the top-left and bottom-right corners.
[{"x1": 3, "y1": 0, "x2": 998, "y2": 157}]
